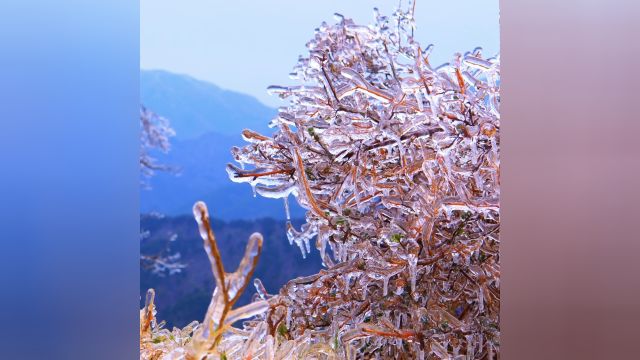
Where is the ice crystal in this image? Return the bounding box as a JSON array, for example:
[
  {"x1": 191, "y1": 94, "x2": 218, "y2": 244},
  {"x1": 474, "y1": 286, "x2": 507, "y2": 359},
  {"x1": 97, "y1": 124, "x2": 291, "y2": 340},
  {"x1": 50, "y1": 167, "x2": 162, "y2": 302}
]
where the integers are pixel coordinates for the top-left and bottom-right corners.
[{"x1": 141, "y1": 2, "x2": 499, "y2": 359}]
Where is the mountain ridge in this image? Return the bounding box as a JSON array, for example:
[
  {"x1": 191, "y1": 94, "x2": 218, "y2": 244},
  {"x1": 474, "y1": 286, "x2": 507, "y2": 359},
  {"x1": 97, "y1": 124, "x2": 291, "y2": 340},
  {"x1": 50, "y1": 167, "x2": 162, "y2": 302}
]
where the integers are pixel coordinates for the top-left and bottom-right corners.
[
  {"x1": 140, "y1": 69, "x2": 304, "y2": 219},
  {"x1": 141, "y1": 69, "x2": 276, "y2": 140}
]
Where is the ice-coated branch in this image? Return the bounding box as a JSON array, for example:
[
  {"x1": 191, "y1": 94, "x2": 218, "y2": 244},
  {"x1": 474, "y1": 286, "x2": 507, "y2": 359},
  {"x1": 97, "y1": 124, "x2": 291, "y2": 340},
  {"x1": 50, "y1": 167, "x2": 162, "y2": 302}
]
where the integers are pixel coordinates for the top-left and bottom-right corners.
[
  {"x1": 139, "y1": 2, "x2": 500, "y2": 359},
  {"x1": 140, "y1": 105, "x2": 175, "y2": 185},
  {"x1": 188, "y1": 201, "x2": 265, "y2": 356},
  {"x1": 140, "y1": 106, "x2": 185, "y2": 277},
  {"x1": 227, "y1": 2, "x2": 500, "y2": 358}
]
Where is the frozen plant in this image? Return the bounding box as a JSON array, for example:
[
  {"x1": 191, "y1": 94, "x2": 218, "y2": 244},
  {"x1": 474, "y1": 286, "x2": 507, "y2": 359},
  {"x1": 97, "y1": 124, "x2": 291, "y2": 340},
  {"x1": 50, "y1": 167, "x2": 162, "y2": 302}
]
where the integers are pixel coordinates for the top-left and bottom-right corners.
[
  {"x1": 140, "y1": 2, "x2": 500, "y2": 359},
  {"x1": 141, "y1": 202, "x2": 346, "y2": 359},
  {"x1": 140, "y1": 227, "x2": 186, "y2": 277},
  {"x1": 140, "y1": 105, "x2": 176, "y2": 186},
  {"x1": 140, "y1": 106, "x2": 185, "y2": 276},
  {"x1": 227, "y1": 2, "x2": 500, "y2": 359}
]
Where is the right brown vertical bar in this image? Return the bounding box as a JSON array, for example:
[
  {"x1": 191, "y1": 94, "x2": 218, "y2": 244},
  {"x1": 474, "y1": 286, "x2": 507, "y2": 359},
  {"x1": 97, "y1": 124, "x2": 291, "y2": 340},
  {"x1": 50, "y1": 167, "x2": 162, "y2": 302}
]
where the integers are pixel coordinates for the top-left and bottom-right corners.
[{"x1": 500, "y1": 0, "x2": 640, "y2": 358}]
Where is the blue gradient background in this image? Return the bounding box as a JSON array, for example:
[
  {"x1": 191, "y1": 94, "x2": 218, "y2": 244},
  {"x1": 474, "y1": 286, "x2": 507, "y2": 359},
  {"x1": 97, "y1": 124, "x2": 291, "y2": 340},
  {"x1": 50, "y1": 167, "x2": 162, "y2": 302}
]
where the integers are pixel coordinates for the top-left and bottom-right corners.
[{"x1": 0, "y1": 1, "x2": 139, "y2": 359}]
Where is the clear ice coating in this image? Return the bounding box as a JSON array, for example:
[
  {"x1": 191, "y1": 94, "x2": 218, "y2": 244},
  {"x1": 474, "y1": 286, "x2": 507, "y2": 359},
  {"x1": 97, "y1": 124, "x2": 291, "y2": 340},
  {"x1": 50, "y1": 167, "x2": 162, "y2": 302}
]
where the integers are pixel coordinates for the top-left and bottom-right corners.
[
  {"x1": 225, "y1": 1, "x2": 500, "y2": 358},
  {"x1": 141, "y1": 2, "x2": 500, "y2": 359}
]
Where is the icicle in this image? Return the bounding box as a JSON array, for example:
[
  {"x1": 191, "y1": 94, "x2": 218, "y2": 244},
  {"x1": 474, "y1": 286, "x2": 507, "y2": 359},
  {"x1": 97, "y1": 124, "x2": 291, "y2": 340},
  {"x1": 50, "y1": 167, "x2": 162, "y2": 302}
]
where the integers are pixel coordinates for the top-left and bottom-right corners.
[
  {"x1": 383, "y1": 276, "x2": 390, "y2": 297},
  {"x1": 283, "y1": 196, "x2": 291, "y2": 220},
  {"x1": 254, "y1": 278, "x2": 268, "y2": 300}
]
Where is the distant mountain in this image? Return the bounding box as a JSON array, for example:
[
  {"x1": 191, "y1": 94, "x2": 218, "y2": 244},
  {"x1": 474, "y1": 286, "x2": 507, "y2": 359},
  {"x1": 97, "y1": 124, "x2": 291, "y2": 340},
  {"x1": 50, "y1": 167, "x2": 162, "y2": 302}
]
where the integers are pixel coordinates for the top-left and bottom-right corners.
[
  {"x1": 139, "y1": 72, "x2": 318, "y2": 329},
  {"x1": 140, "y1": 69, "x2": 275, "y2": 140},
  {"x1": 140, "y1": 70, "x2": 304, "y2": 218},
  {"x1": 140, "y1": 215, "x2": 324, "y2": 329}
]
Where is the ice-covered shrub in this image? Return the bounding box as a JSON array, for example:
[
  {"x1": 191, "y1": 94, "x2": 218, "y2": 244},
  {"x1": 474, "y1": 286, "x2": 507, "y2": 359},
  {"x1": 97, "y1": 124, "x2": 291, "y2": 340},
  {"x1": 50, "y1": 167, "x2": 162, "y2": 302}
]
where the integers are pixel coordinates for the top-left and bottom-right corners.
[
  {"x1": 140, "y1": 105, "x2": 175, "y2": 185},
  {"x1": 140, "y1": 106, "x2": 185, "y2": 276},
  {"x1": 141, "y1": 3, "x2": 500, "y2": 359}
]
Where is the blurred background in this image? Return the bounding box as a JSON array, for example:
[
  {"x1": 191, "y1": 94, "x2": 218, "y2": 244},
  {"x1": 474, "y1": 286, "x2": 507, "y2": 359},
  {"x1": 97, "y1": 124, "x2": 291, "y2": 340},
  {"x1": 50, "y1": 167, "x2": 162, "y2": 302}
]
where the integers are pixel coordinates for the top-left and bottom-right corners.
[{"x1": 139, "y1": 0, "x2": 499, "y2": 328}]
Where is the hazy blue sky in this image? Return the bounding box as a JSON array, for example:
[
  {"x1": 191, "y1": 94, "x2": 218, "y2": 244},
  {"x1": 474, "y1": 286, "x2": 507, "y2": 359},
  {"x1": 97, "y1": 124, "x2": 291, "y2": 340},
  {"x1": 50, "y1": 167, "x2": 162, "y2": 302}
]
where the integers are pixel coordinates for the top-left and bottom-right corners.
[{"x1": 141, "y1": 0, "x2": 499, "y2": 107}]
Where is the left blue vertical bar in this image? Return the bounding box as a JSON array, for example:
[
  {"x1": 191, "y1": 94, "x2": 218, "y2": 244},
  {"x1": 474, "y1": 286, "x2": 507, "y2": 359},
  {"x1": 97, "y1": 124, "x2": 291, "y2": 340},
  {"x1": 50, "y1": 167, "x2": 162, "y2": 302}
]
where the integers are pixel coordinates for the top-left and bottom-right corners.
[{"x1": 0, "y1": 1, "x2": 139, "y2": 359}]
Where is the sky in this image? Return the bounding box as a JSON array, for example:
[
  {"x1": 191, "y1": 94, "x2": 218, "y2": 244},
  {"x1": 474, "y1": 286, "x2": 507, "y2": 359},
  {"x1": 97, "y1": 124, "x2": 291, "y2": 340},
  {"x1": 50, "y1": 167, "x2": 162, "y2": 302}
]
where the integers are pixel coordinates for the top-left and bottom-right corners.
[{"x1": 141, "y1": 0, "x2": 499, "y2": 107}]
